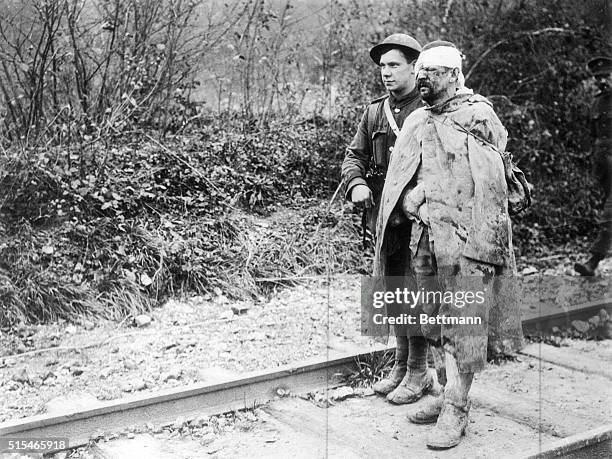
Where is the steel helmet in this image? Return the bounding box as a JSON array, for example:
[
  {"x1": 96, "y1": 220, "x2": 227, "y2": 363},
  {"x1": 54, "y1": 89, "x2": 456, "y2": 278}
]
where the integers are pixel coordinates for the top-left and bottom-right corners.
[{"x1": 370, "y1": 34, "x2": 422, "y2": 64}]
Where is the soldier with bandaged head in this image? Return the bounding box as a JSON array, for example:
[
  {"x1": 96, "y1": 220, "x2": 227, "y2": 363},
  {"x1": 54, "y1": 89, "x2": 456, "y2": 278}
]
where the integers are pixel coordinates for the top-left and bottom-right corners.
[{"x1": 373, "y1": 40, "x2": 523, "y2": 449}]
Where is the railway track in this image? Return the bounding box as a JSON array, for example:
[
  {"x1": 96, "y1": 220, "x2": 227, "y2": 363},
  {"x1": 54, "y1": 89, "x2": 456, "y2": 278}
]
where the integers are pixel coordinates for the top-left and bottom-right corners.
[{"x1": 0, "y1": 297, "x2": 610, "y2": 458}]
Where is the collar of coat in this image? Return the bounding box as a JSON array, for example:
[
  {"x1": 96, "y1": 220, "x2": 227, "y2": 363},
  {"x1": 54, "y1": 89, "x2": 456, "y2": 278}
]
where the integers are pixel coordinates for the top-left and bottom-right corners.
[
  {"x1": 425, "y1": 93, "x2": 493, "y2": 115},
  {"x1": 388, "y1": 86, "x2": 421, "y2": 108}
]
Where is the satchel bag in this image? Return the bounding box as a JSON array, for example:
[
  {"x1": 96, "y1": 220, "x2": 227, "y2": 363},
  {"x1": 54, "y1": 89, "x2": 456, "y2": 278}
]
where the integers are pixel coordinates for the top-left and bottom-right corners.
[{"x1": 498, "y1": 149, "x2": 532, "y2": 215}]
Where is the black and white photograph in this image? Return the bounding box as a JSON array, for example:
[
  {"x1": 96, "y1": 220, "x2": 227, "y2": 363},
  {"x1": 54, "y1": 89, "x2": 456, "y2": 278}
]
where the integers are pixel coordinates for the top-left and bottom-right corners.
[{"x1": 0, "y1": 0, "x2": 610, "y2": 458}]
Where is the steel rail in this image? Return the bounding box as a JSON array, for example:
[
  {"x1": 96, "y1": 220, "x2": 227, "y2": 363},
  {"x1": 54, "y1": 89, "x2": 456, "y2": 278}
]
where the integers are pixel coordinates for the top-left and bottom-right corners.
[
  {"x1": 523, "y1": 424, "x2": 612, "y2": 458},
  {"x1": 522, "y1": 297, "x2": 612, "y2": 335},
  {"x1": 0, "y1": 348, "x2": 388, "y2": 454}
]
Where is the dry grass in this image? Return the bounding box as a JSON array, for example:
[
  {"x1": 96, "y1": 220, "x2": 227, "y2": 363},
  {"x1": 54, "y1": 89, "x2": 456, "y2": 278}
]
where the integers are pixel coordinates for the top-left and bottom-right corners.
[
  {"x1": 348, "y1": 349, "x2": 394, "y2": 387},
  {"x1": 0, "y1": 201, "x2": 369, "y2": 326}
]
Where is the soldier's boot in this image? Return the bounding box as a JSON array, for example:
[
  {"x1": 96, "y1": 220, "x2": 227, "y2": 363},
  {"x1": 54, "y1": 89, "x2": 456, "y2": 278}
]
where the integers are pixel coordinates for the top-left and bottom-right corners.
[
  {"x1": 372, "y1": 336, "x2": 408, "y2": 395},
  {"x1": 426, "y1": 352, "x2": 473, "y2": 450},
  {"x1": 386, "y1": 336, "x2": 432, "y2": 404},
  {"x1": 425, "y1": 397, "x2": 471, "y2": 449},
  {"x1": 406, "y1": 392, "x2": 444, "y2": 424},
  {"x1": 574, "y1": 255, "x2": 602, "y2": 276}
]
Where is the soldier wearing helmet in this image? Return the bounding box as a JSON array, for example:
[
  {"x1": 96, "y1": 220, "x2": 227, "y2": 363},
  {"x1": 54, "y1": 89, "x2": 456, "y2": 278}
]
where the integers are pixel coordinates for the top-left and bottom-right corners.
[
  {"x1": 342, "y1": 34, "x2": 442, "y2": 406},
  {"x1": 342, "y1": 33, "x2": 423, "y2": 233},
  {"x1": 575, "y1": 56, "x2": 612, "y2": 276}
]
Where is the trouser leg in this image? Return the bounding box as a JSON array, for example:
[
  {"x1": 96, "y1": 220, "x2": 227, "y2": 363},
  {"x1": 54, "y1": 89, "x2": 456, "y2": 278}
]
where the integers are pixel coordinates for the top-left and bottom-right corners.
[
  {"x1": 444, "y1": 352, "x2": 473, "y2": 405},
  {"x1": 591, "y1": 192, "x2": 612, "y2": 259},
  {"x1": 427, "y1": 343, "x2": 446, "y2": 386},
  {"x1": 407, "y1": 336, "x2": 428, "y2": 372},
  {"x1": 386, "y1": 336, "x2": 434, "y2": 404},
  {"x1": 425, "y1": 353, "x2": 472, "y2": 450}
]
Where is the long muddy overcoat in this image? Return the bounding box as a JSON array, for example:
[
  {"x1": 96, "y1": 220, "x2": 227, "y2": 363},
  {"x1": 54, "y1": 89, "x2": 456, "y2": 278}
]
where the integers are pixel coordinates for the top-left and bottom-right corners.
[{"x1": 371, "y1": 93, "x2": 523, "y2": 372}]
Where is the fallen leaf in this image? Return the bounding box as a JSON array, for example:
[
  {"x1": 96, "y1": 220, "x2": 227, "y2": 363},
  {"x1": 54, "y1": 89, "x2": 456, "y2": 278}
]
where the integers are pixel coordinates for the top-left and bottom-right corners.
[{"x1": 140, "y1": 273, "x2": 153, "y2": 286}]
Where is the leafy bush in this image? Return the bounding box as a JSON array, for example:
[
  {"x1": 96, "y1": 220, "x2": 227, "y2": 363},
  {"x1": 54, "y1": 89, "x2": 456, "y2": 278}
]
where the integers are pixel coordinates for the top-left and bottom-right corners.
[{"x1": 0, "y1": 116, "x2": 361, "y2": 325}]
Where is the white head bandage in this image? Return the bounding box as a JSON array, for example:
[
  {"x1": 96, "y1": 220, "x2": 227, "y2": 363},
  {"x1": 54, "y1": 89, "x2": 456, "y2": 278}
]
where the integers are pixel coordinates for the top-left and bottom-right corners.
[
  {"x1": 415, "y1": 45, "x2": 462, "y2": 72},
  {"x1": 415, "y1": 45, "x2": 472, "y2": 92}
]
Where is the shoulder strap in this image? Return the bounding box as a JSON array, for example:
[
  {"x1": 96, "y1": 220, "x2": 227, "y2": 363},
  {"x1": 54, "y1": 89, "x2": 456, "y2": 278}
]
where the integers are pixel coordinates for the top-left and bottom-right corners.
[
  {"x1": 433, "y1": 115, "x2": 509, "y2": 159},
  {"x1": 383, "y1": 98, "x2": 401, "y2": 137},
  {"x1": 365, "y1": 100, "x2": 381, "y2": 137}
]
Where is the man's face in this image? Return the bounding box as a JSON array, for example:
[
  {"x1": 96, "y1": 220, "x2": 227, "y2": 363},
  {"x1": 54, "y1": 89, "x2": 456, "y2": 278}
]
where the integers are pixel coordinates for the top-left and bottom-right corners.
[
  {"x1": 416, "y1": 65, "x2": 453, "y2": 104},
  {"x1": 379, "y1": 49, "x2": 415, "y2": 95}
]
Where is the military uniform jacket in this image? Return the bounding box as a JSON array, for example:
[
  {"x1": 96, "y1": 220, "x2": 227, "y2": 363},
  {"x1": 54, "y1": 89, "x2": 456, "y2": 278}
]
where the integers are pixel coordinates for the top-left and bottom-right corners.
[{"x1": 341, "y1": 87, "x2": 423, "y2": 233}]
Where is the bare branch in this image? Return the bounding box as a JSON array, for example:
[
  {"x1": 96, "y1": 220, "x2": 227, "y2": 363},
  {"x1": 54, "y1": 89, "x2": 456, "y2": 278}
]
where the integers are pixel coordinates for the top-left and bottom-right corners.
[{"x1": 465, "y1": 27, "x2": 575, "y2": 82}]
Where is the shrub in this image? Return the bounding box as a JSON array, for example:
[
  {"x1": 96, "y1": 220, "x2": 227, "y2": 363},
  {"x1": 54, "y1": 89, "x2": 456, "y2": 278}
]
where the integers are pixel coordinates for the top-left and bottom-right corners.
[{"x1": 0, "y1": 116, "x2": 361, "y2": 325}]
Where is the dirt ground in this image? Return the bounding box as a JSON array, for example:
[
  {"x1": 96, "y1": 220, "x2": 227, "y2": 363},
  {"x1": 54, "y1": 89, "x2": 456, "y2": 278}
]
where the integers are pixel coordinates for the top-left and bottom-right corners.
[{"x1": 0, "y1": 276, "x2": 372, "y2": 423}]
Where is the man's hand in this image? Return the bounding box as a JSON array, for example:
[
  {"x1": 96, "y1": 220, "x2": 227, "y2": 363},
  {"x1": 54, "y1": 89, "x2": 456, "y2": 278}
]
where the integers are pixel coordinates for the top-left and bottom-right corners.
[
  {"x1": 350, "y1": 184, "x2": 374, "y2": 208},
  {"x1": 418, "y1": 203, "x2": 430, "y2": 226},
  {"x1": 401, "y1": 183, "x2": 425, "y2": 219}
]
